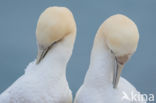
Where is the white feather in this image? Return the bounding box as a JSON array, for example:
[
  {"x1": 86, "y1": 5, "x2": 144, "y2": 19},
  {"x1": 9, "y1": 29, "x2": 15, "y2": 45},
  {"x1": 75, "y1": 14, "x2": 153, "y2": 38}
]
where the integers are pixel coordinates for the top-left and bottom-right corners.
[
  {"x1": 74, "y1": 29, "x2": 145, "y2": 103},
  {"x1": 0, "y1": 34, "x2": 75, "y2": 103}
]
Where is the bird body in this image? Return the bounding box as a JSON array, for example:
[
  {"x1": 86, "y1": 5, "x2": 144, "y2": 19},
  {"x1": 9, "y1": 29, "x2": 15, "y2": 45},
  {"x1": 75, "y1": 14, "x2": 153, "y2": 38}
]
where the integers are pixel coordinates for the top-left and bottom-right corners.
[
  {"x1": 75, "y1": 34, "x2": 144, "y2": 103},
  {"x1": 74, "y1": 14, "x2": 145, "y2": 103},
  {"x1": 0, "y1": 6, "x2": 76, "y2": 103}
]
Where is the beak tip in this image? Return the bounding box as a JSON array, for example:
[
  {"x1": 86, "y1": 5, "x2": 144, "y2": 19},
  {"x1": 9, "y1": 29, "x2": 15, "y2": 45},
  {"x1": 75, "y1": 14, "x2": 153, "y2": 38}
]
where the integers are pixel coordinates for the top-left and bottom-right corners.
[
  {"x1": 36, "y1": 48, "x2": 50, "y2": 65},
  {"x1": 113, "y1": 83, "x2": 117, "y2": 89},
  {"x1": 113, "y1": 59, "x2": 124, "y2": 89},
  {"x1": 36, "y1": 56, "x2": 41, "y2": 64},
  {"x1": 36, "y1": 60, "x2": 40, "y2": 64}
]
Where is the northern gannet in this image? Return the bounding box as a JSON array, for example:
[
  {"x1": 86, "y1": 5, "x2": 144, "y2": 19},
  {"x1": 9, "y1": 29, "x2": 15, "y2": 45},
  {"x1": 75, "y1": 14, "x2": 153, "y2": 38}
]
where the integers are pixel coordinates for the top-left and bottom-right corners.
[
  {"x1": 74, "y1": 14, "x2": 146, "y2": 103},
  {"x1": 0, "y1": 6, "x2": 76, "y2": 103}
]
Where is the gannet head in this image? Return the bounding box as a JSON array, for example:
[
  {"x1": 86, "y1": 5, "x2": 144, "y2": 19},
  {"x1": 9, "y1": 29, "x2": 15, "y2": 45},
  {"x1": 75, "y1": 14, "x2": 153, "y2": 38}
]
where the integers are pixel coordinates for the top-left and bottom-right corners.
[
  {"x1": 36, "y1": 6, "x2": 76, "y2": 64},
  {"x1": 100, "y1": 14, "x2": 139, "y2": 88}
]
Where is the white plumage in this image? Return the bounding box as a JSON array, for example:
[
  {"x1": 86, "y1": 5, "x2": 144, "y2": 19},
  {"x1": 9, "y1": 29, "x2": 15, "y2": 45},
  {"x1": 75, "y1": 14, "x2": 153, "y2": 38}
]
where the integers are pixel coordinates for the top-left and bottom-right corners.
[
  {"x1": 0, "y1": 6, "x2": 76, "y2": 103},
  {"x1": 74, "y1": 14, "x2": 146, "y2": 103}
]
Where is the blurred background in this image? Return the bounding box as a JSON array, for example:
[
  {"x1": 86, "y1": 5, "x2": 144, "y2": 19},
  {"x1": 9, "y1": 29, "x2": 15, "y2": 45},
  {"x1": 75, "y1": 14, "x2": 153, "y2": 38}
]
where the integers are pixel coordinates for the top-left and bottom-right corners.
[{"x1": 0, "y1": 0, "x2": 155, "y2": 99}]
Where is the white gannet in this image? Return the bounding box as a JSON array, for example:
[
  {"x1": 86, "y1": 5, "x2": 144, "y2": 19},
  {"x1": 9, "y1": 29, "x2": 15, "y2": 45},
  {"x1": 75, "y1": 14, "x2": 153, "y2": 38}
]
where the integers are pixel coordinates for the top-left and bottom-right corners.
[
  {"x1": 74, "y1": 14, "x2": 146, "y2": 103},
  {"x1": 0, "y1": 6, "x2": 76, "y2": 103}
]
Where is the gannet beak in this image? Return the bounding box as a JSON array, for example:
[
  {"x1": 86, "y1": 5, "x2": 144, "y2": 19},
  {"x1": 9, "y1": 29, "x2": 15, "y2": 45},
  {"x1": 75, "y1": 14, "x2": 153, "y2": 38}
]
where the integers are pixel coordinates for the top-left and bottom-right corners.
[
  {"x1": 36, "y1": 47, "x2": 50, "y2": 64},
  {"x1": 113, "y1": 55, "x2": 130, "y2": 88},
  {"x1": 113, "y1": 60, "x2": 124, "y2": 88},
  {"x1": 36, "y1": 41, "x2": 57, "y2": 64}
]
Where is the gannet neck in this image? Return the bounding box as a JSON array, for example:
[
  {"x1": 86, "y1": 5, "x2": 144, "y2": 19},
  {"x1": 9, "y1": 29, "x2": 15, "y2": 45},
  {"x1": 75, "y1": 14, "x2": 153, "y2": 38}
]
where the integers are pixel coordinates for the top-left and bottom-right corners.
[
  {"x1": 26, "y1": 33, "x2": 76, "y2": 78},
  {"x1": 84, "y1": 32, "x2": 115, "y2": 87}
]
